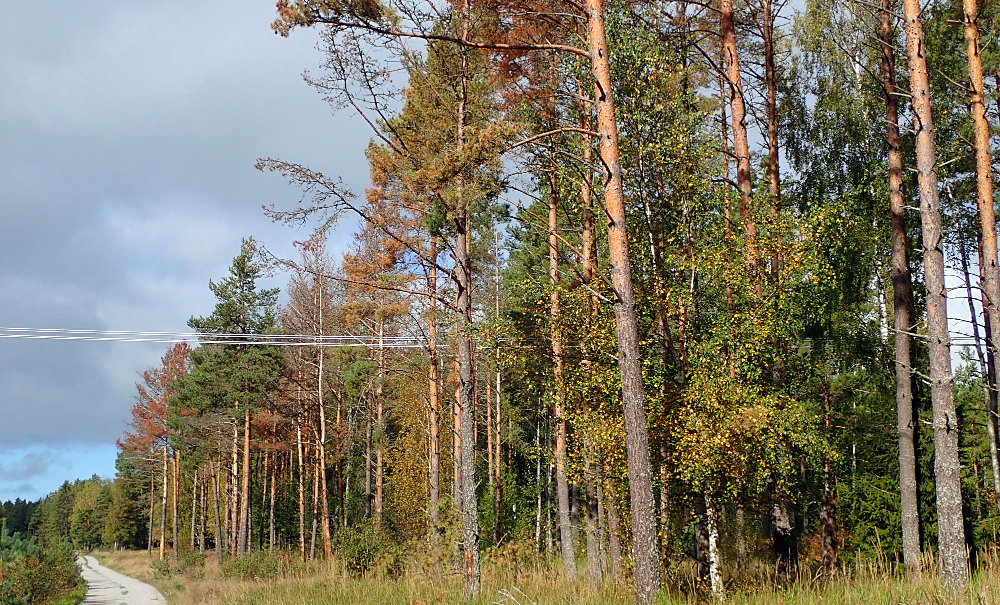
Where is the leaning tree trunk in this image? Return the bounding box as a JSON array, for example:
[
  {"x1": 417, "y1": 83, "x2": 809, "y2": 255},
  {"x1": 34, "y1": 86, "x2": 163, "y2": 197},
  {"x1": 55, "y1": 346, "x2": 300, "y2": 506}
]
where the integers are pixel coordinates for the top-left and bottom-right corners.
[
  {"x1": 964, "y1": 0, "x2": 1000, "y2": 514},
  {"x1": 902, "y1": 0, "x2": 968, "y2": 586},
  {"x1": 586, "y1": 0, "x2": 660, "y2": 601},
  {"x1": 960, "y1": 231, "x2": 1000, "y2": 511},
  {"x1": 881, "y1": 0, "x2": 921, "y2": 574}
]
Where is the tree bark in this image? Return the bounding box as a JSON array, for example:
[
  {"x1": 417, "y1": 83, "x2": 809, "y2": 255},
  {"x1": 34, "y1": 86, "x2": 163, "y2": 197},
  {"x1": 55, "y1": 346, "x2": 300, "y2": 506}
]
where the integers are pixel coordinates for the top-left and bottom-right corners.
[
  {"x1": 230, "y1": 410, "x2": 239, "y2": 556},
  {"x1": 159, "y1": 445, "x2": 167, "y2": 561},
  {"x1": 171, "y1": 450, "x2": 179, "y2": 562},
  {"x1": 375, "y1": 320, "x2": 385, "y2": 530},
  {"x1": 721, "y1": 0, "x2": 758, "y2": 265},
  {"x1": 296, "y1": 416, "x2": 306, "y2": 561},
  {"x1": 964, "y1": 0, "x2": 1000, "y2": 515},
  {"x1": 901, "y1": 0, "x2": 968, "y2": 585},
  {"x1": 317, "y1": 280, "x2": 333, "y2": 559},
  {"x1": 584, "y1": 442, "x2": 603, "y2": 585},
  {"x1": 455, "y1": 3, "x2": 480, "y2": 591},
  {"x1": 148, "y1": 471, "x2": 155, "y2": 555},
  {"x1": 821, "y1": 381, "x2": 838, "y2": 576},
  {"x1": 209, "y1": 456, "x2": 223, "y2": 561},
  {"x1": 704, "y1": 493, "x2": 724, "y2": 601},
  {"x1": 238, "y1": 407, "x2": 251, "y2": 556},
  {"x1": 428, "y1": 239, "x2": 441, "y2": 543},
  {"x1": 191, "y1": 467, "x2": 198, "y2": 549},
  {"x1": 549, "y1": 167, "x2": 577, "y2": 575},
  {"x1": 763, "y1": 0, "x2": 781, "y2": 285},
  {"x1": 585, "y1": 0, "x2": 660, "y2": 601},
  {"x1": 880, "y1": 0, "x2": 921, "y2": 574}
]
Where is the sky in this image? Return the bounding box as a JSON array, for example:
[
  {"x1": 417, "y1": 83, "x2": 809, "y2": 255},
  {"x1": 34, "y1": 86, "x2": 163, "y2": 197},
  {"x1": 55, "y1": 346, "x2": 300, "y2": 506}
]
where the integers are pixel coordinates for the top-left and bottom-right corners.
[{"x1": 0, "y1": 0, "x2": 369, "y2": 501}]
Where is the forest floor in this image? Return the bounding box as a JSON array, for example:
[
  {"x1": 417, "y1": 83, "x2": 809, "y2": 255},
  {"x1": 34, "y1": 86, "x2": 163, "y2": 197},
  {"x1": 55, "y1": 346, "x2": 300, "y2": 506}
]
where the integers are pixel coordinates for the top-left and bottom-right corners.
[{"x1": 92, "y1": 548, "x2": 1000, "y2": 605}]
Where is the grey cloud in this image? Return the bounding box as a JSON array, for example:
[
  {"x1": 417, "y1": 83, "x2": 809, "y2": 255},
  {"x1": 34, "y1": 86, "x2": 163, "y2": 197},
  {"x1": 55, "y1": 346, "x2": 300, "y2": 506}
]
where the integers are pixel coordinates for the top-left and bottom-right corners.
[
  {"x1": 0, "y1": 0, "x2": 369, "y2": 452},
  {"x1": 0, "y1": 450, "x2": 70, "y2": 483}
]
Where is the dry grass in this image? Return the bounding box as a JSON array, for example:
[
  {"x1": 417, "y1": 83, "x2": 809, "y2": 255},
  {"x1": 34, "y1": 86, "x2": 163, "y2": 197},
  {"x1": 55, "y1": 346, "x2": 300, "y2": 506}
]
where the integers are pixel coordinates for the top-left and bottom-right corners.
[{"x1": 91, "y1": 547, "x2": 1000, "y2": 605}]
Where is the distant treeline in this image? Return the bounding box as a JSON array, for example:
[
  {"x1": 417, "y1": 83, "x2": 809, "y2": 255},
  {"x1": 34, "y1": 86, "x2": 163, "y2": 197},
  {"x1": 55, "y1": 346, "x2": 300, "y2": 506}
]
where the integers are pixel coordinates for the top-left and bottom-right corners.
[{"x1": 1, "y1": 471, "x2": 146, "y2": 552}]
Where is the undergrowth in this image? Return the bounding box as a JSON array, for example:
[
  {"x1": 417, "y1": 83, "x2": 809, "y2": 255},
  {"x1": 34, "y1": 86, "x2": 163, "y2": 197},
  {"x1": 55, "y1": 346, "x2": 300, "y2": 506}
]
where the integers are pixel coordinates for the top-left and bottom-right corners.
[{"x1": 94, "y1": 544, "x2": 1000, "y2": 605}]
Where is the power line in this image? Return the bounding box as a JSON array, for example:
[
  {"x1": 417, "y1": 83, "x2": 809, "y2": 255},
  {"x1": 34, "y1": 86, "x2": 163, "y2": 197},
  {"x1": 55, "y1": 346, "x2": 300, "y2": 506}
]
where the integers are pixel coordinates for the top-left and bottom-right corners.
[{"x1": 0, "y1": 327, "x2": 428, "y2": 348}]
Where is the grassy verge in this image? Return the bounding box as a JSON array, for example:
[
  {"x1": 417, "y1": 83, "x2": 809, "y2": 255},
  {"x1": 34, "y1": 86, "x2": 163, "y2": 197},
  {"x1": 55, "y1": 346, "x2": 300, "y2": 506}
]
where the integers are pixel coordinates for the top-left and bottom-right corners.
[{"x1": 91, "y1": 548, "x2": 1000, "y2": 605}]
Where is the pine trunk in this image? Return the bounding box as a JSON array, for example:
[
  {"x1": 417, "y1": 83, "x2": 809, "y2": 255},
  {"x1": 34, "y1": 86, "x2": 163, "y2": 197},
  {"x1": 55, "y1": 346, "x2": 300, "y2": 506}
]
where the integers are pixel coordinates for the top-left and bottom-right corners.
[
  {"x1": 586, "y1": 0, "x2": 659, "y2": 600},
  {"x1": 550, "y1": 169, "x2": 576, "y2": 575},
  {"x1": 964, "y1": 0, "x2": 1000, "y2": 515},
  {"x1": 160, "y1": 445, "x2": 167, "y2": 561},
  {"x1": 297, "y1": 418, "x2": 306, "y2": 561},
  {"x1": 428, "y1": 240, "x2": 441, "y2": 542},
  {"x1": 880, "y1": 0, "x2": 921, "y2": 573},
  {"x1": 902, "y1": 0, "x2": 968, "y2": 585},
  {"x1": 375, "y1": 321, "x2": 385, "y2": 530},
  {"x1": 721, "y1": 0, "x2": 758, "y2": 265},
  {"x1": 191, "y1": 467, "x2": 198, "y2": 549},
  {"x1": 238, "y1": 407, "x2": 251, "y2": 556},
  {"x1": 209, "y1": 456, "x2": 223, "y2": 561}
]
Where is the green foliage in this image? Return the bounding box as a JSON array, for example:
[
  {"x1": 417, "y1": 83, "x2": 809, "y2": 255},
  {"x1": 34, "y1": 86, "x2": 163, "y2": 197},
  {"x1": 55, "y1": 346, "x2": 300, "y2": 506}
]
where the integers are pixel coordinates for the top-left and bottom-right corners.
[
  {"x1": 219, "y1": 551, "x2": 308, "y2": 581},
  {"x1": 0, "y1": 521, "x2": 83, "y2": 605},
  {"x1": 336, "y1": 520, "x2": 401, "y2": 577}
]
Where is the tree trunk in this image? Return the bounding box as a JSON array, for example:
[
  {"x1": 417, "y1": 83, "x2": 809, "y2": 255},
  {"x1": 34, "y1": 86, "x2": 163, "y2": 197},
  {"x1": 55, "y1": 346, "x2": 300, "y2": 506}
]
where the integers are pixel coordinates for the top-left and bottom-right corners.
[
  {"x1": 238, "y1": 407, "x2": 251, "y2": 556},
  {"x1": 375, "y1": 320, "x2": 385, "y2": 530},
  {"x1": 964, "y1": 0, "x2": 1000, "y2": 515},
  {"x1": 317, "y1": 343, "x2": 333, "y2": 560},
  {"x1": 160, "y1": 445, "x2": 167, "y2": 561},
  {"x1": 148, "y1": 471, "x2": 155, "y2": 555},
  {"x1": 230, "y1": 411, "x2": 239, "y2": 556},
  {"x1": 763, "y1": 0, "x2": 781, "y2": 284},
  {"x1": 585, "y1": 442, "x2": 603, "y2": 585},
  {"x1": 209, "y1": 456, "x2": 223, "y2": 561},
  {"x1": 901, "y1": 0, "x2": 968, "y2": 586},
  {"x1": 585, "y1": 0, "x2": 659, "y2": 601},
  {"x1": 200, "y1": 468, "x2": 207, "y2": 553},
  {"x1": 705, "y1": 493, "x2": 724, "y2": 601},
  {"x1": 721, "y1": 0, "x2": 758, "y2": 265},
  {"x1": 550, "y1": 168, "x2": 576, "y2": 576},
  {"x1": 821, "y1": 381, "x2": 838, "y2": 576},
  {"x1": 961, "y1": 230, "x2": 1000, "y2": 512},
  {"x1": 605, "y1": 480, "x2": 622, "y2": 579},
  {"x1": 296, "y1": 417, "x2": 306, "y2": 561},
  {"x1": 171, "y1": 450, "x2": 179, "y2": 562},
  {"x1": 191, "y1": 466, "x2": 198, "y2": 549},
  {"x1": 366, "y1": 408, "x2": 373, "y2": 518},
  {"x1": 453, "y1": 378, "x2": 462, "y2": 511},
  {"x1": 428, "y1": 239, "x2": 441, "y2": 543},
  {"x1": 310, "y1": 438, "x2": 320, "y2": 560},
  {"x1": 494, "y1": 340, "x2": 502, "y2": 547},
  {"x1": 880, "y1": 0, "x2": 921, "y2": 574},
  {"x1": 269, "y1": 455, "x2": 276, "y2": 551},
  {"x1": 735, "y1": 504, "x2": 746, "y2": 573},
  {"x1": 455, "y1": 2, "x2": 480, "y2": 592}
]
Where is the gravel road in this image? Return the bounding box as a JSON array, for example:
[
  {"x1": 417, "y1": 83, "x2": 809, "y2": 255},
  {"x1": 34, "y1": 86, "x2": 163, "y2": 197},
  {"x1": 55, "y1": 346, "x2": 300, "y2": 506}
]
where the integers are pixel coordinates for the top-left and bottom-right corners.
[{"x1": 77, "y1": 556, "x2": 167, "y2": 605}]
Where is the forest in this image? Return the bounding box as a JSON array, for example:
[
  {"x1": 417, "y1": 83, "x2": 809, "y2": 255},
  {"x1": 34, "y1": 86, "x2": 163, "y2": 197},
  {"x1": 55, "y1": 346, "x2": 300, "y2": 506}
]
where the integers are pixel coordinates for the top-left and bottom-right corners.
[{"x1": 9, "y1": 0, "x2": 1000, "y2": 602}]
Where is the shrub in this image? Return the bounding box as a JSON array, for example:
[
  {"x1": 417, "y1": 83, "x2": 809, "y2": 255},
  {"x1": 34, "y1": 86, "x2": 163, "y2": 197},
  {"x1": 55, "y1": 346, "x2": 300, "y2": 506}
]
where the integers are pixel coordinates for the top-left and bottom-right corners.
[
  {"x1": 219, "y1": 551, "x2": 303, "y2": 580},
  {"x1": 0, "y1": 527, "x2": 83, "y2": 605},
  {"x1": 337, "y1": 521, "x2": 401, "y2": 577}
]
